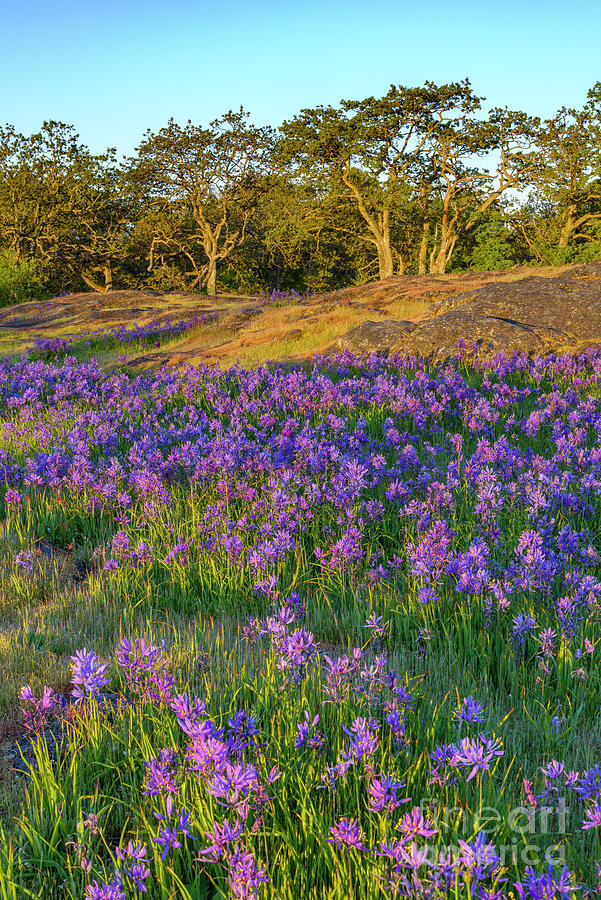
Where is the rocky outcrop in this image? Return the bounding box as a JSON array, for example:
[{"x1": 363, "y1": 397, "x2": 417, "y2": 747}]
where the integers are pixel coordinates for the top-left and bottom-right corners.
[
  {"x1": 399, "y1": 309, "x2": 567, "y2": 361},
  {"x1": 337, "y1": 319, "x2": 417, "y2": 355},
  {"x1": 2, "y1": 261, "x2": 600, "y2": 368},
  {"x1": 221, "y1": 306, "x2": 263, "y2": 330},
  {"x1": 336, "y1": 262, "x2": 601, "y2": 361}
]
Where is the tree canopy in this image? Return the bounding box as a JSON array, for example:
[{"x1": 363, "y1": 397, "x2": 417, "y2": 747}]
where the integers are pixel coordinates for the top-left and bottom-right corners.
[{"x1": 0, "y1": 80, "x2": 599, "y2": 302}]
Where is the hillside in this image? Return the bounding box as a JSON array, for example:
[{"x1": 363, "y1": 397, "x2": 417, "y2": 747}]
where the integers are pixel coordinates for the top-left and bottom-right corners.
[{"x1": 0, "y1": 261, "x2": 594, "y2": 369}]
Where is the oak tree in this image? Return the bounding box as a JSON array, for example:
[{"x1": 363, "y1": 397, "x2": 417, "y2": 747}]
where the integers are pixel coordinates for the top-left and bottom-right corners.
[
  {"x1": 534, "y1": 83, "x2": 601, "y2": 251},
  {"x1": 130, "y1": 109, "x2": 274, "y2": 295}
]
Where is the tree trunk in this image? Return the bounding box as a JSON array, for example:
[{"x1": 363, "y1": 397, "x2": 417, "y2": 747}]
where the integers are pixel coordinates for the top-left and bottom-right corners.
[
  {"x1": 376, "y1": 210, "x2": 394, "y2": 279},
  {"x1": 206, "y1": 257, "x2": 217, "y2": 295},
  {"x1": 376, "y1": 240, "x2": 394, "y2": 280},
  {"x1": 340, "y1": 173, "x2": 395, "y2": 281},
  {"x1": 103, "y1": 261, "x2": 113, "y2": 292},
  {"x1": 431, "y1": 248, "x2": 448, "y2": 275},
  {"x1": 80, "y1": 271, "x2": 104, "y2": 292},
  {"x1": 418, "y1": 218, "x2": 430, "y2": 275},
  {"x1": 430, "y1": 192, "x2": 455, "y2": 274},
  {"x1": 558, "y1": 204, "x2": 578, "y2": 248},
  {"x1": 430, "y1": 226, "x2": 458, "y2": 275}
]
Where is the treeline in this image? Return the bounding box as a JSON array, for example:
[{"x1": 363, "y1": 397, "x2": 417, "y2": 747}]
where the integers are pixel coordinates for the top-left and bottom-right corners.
[{"x1": 1, "y1": 79, "x2": 600, "y2": 303}]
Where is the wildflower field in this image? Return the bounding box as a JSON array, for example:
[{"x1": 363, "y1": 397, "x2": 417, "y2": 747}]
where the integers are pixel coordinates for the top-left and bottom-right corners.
[{"x1": 1, "y1": 342, "x2": 601, "y2": 899}]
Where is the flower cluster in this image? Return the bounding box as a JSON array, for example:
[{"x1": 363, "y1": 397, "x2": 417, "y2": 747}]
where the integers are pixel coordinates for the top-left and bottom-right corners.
[{"x1": 30, "y1": 312, "x2": 219, "y2": 359}]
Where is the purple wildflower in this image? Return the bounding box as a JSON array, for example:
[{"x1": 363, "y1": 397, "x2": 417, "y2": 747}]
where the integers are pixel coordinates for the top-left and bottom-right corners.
[
  {"x1": 115, "y1": 841, "x2": 151, "y2": 893},
  {"x1": 327, "y1": 817, "x2": 366, "y2": 850},
  {"x1": 398, "y1": 806, "x2": 438, "y2": 840},
  {"x1": 582, "y1": 800, "x2": 601, "y2": 830},
  {"x1": 453, "y1": 695, "x2": 485, "y2": 725},
  {"x1": 5, "y1": 489, "x2": 21, "y2": 508},
  {"x1": 70, "y1": 647, "x2": 110, "y2": 701},
  {"x1": 142, "y1": 748, "x2": 179, "y2": 796},
  {"x1": 227, "y1": 847, "x2": 270, "y2": 899},
  {"x1": 197, "y1": 818, "x2": 244, "y2": 862},
  {"x1": 20, "y1": 685, "x2": 57, "y2": 732},
  {"x1": 294, "y1": 710, "x2": 325, "y2": 750},
  {"x1": 514, "y1": 863, "x2": 580, "y2": 900},
  {"x1": 366, "y1": 772, "x2": 408, "y2": 814}
]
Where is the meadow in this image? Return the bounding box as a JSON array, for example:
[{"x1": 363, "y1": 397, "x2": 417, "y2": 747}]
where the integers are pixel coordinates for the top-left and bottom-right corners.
[{"x1": 1, "y1": 336, "x2": 601, "y2": 899}]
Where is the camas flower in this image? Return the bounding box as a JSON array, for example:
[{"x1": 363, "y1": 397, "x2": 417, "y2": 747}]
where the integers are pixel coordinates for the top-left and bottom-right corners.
[
  {"x1": 114, "y1": 841, "x2": 151, "y2": 893},
  {"x1": 153, "y1": 824, "x2": 182, "y2": 861},
  {"x1": 366, "y1": 772, "x2": 408, "y2": 814},
  {"x1": 327, "y1": 818, "x2": 366, "y2": 850},
  {"x1": 70, "y1": 647, "x2": 110, "y2": 701},
  {"x1": 4, "y1": 489, "x2": 21, "y2": 508},
  {"x1": 276, "y1": 629, "x2": 318, "y2": 683},
  {"x1": 582, "y1": 800, "x2": 601, "y2": 830},
  {"x1": 294, "y1": 710, "x2": 325, "y2": 750},
  {"x1": 20, "y1": 685, "x2": 58, "y2": 732},
  {"x1": 394, "y1": 841, "x2": 430, "y2": 871},
  {"x1": 398, "y1": 806, "x2": 438, "y2": 840},
  {"x1": 514, "y1": 863, "x2": 580, "y2": 900},
  {"x1": 205, "y1": 763, "x2": 259, "y2": 807},
  {"x1": 342, "y1": 717, "x2": 380, "y2": 762},
  {"x1": 227, "y1": 846, "x2": 270, "y2": 899},
  {"x1": 15, "y1": 549, "x2": 34, "y2": 572},
  {"x1": 575, "y1": 765, "x2": 601, "y2": 800},
  {"x1": 511, "y1": 613, "x2": 537, "y2": 646},
  {"x1": 85, "y1": 876, "x2": 126, "y2": 900},
  {"x1": 453, "y1": 695, "x2": 485, "y2": 725},
  {"x1": 457, "y1": 832, "x2": 501, "y2": 879},
  {"x1": 142, "y1": 748, "x2": 179, "y2": 796},
  {"x1": 453, "y1": 736, "x2": 502, "y2": 781},
  {"x1": 364, "y1": 614, "x2": 390, "y2": 642},
  {"x1": 197, "y1": 817, "x2": 244, "y2": 862}
]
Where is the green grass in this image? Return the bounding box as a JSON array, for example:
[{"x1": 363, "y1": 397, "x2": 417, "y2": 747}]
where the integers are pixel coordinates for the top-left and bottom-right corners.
[
  {"x1": 0, "y1": 348, "x2": 600, "y2": 898},
  {"x1": 1, "y1": 477, "x2": 600, "y2": 896}
]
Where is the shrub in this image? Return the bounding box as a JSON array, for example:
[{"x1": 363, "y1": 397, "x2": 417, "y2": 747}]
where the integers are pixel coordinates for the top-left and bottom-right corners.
[{"x1": 0, "y1": 249, "x2": 48, "y2": 307}]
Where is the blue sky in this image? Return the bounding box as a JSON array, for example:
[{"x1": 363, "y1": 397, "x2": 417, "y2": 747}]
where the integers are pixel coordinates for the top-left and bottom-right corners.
[{"x1": 2, "y1": 0, "x2": 600, "y2": 155}]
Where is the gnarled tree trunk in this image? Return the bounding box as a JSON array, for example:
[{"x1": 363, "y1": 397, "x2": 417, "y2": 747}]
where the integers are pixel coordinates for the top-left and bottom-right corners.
[
  {"x1": 103, "y1": 261, "x2": 113, "y2": 292},
  {"x1": 376, "y1": 238, "x2": 394, "y2": 280},
  {"x1": 430, "y1": 225, "x2": 458, "y2": 275}
]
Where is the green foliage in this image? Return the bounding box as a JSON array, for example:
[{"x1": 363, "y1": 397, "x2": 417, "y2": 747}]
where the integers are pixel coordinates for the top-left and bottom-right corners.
[
  {"x1": 128, "y1": 110, "x2": 274, "y2": 295},
  {"x1": 0, "y1": 250, "x2": 48, "y2": 307},
  {"x1": 468, "y1": 213, "x2": 515, "y2": 271},
  {"x1": 0, "y1": 82, "x2": 599, "y2": 298},
  {"x1": 143, "y1": 262, "x2": 197, "y2": 293}
]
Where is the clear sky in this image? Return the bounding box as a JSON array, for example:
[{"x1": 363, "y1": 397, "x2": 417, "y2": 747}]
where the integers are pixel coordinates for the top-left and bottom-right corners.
[{"x1": 2, "y1": 0, "x2": 600, "y2": 156}]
